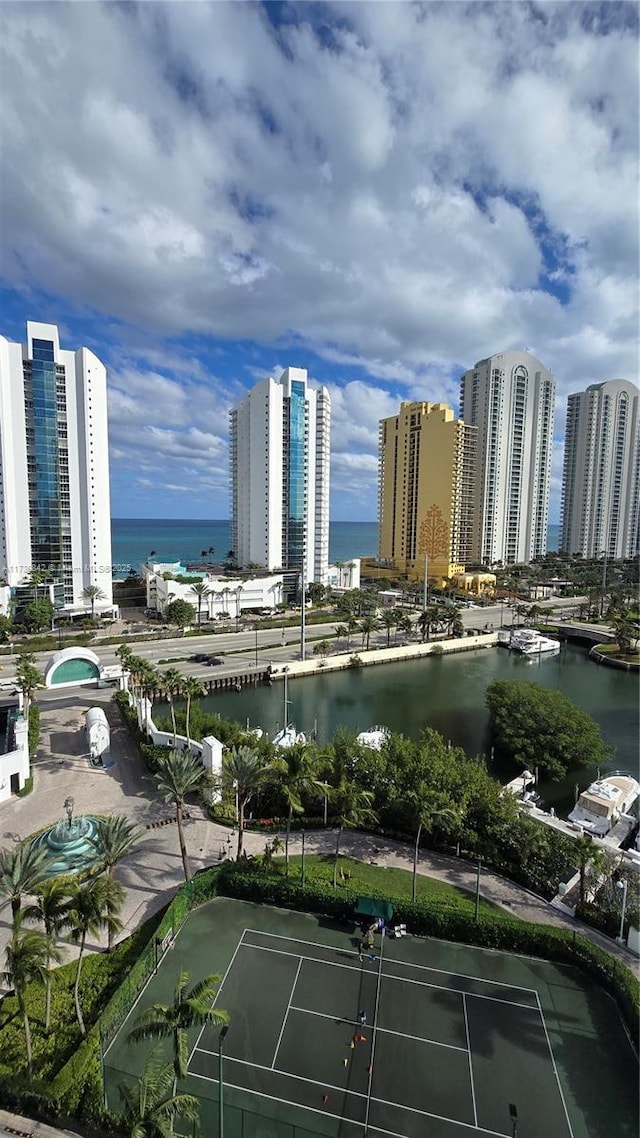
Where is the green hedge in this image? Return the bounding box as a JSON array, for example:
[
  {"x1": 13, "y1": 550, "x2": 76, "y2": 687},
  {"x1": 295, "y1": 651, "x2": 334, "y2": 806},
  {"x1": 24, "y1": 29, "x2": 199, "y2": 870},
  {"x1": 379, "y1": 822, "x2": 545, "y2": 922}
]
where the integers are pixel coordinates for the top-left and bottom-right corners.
[
  {"x1": 28, "y1": 703, "x2": 40, "y2": 758},
  {"x1": 218, "y1": 861, "x2": 640, "y2": 1047}
]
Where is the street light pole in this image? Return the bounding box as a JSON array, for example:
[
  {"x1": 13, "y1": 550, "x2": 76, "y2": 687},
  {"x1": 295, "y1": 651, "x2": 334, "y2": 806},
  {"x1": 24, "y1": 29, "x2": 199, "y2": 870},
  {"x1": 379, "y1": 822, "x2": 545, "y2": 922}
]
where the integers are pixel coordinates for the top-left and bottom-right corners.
[
  {"x1": 423, "y1": 552, "x2": 429, "y2": 611},
  {"x1": 218, "y1": 1025, "x2": 229, "y2": 1138},
  {"x1": 617, "y1": 878, "x2": 628, "y2": 943}
]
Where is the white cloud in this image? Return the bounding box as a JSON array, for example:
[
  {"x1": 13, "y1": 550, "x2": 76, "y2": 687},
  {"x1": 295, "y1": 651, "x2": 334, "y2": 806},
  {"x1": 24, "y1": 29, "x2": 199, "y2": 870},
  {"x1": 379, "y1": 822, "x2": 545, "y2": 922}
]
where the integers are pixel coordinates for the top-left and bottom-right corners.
[{"x1": 0, "y1": 1, "x2": 637, "y2": 522}]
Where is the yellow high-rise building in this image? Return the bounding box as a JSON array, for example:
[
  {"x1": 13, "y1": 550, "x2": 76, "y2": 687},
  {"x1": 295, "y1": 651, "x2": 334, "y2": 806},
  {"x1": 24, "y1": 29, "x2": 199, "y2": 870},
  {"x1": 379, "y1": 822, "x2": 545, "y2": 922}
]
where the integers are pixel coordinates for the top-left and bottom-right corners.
[{"x1": 377, "y1": 402, "x2": 476, "y2": 583}]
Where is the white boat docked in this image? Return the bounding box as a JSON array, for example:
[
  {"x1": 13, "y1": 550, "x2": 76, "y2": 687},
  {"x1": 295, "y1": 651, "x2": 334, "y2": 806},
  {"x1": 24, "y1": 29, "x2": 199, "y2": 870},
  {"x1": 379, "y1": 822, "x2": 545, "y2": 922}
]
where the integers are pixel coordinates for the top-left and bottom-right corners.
[
  {"x1": 273, "y1": 723, "x2": 306, "y2": 749},
  {"x1": 508, "y1": 629, "x2": 560, "y2": 655},
  {"x1": 568, "y1": 773, "x2": 640, "y2": 837},
  {"x1": 356, "y1": 725, "x2": 390, "y2": 750}
]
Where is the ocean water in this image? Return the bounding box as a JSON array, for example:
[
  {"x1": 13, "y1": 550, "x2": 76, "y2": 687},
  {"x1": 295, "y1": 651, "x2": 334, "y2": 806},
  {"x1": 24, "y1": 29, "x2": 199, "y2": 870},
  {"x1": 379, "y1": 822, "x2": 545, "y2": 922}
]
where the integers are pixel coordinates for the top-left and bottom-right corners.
[
  {"x1": 111, "y1": 519, "x2": 379, "y2": 577},
  {"x1": 111, "y1": 518, "x2": 560, "y2": 577}
]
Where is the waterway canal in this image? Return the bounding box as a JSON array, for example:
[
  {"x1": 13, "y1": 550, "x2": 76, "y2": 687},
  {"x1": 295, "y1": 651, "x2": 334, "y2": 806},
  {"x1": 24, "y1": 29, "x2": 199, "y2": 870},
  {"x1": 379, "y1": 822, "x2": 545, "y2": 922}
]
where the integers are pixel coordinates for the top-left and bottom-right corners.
[{"x1": 169, "y1": 643, "x2": 639, "y2": 815}]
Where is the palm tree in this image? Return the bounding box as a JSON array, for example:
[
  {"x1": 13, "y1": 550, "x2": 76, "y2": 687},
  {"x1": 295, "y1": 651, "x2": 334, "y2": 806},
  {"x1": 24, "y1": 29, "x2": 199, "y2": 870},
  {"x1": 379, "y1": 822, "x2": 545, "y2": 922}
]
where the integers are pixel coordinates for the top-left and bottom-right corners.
[
  {"x1": 119, "y1": 1049, "x2": 201, "y2": 1137},
  {"x1": 331, "y1": 777, "x2": 377, "y2": 887},
  {"x1": 397, "y1": 613, "x2": 413, "y2": 642},
  {"x1": 189, "y1": 581, "x2": 212, "y2": 629},
  {"x1": 271, "y1": 744, "x2": 324, "y2": 876},
  {"x1": 82, "y1": 584, "x2": 106, "y2": 619},
  {"x1": 234, "y1": 585, "x2": 244, "y2": 629},
  {"x1": 153, "y1": 750, "x2": 205, "y2": 881},
  {"x1": 575, "y1": 836, "x2": 607, "y2": 908},
  {"x1": 380, "y1": 609, "x2": 396, "y2": 648},
  {"x1": 417, "y1": 605, "x2": 440, "y2": 642},
  {"x1": 128, "y1": 970, "x2": 228, "y2": 1080},
  {"x1": 183, "y1": 676, "x2": 205, "y2": 750},
  {"x1": 224, "y1": 746, "x2": 271, "y2": 859},
  {"x1": 23, "y1": 879, "x2": 71, "y2": 1030},
  {"x1": 16, "y1": 654, "x2": 44, "y2": 730},
  {"x1": 160, "y1": 668, "x2": 183, "y2": 745},
  {"x1": 359, "y1": 613, "x2": 378, "y2": 650},
  {"x1": 406, "y1": 784, "x2": 458, "y2": 902},
  {"x1": 334, "y1": 623, "x2": 348, "y2": 650},
  {"x1": 4, "y1": 920, "x2": 61, "y2": 1075},
  {"x1": 67, "y1": 876, "x2": 121, "y2": 1034},
  {"x1": 90, "y1": 814, "x2": 141, "y2": 909},
  {"x1": 0, "y1": 842, "x2": 48, "y2": 923}
]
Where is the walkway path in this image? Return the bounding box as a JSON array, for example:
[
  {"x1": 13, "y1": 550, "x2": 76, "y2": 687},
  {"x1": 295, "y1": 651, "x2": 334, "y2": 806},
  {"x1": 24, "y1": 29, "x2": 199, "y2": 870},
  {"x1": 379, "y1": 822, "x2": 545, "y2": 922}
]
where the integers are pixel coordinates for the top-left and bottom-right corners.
[{"x1": 1, "y1": 690, "x2": 638, "y2": 985}]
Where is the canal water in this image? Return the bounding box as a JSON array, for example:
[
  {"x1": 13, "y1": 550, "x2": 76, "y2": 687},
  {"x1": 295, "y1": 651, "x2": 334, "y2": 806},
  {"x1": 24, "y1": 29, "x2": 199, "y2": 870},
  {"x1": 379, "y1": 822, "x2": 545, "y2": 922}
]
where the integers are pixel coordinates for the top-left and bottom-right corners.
[{"x1": 163, "y1": 643, "x2": 639, "y2": 815}]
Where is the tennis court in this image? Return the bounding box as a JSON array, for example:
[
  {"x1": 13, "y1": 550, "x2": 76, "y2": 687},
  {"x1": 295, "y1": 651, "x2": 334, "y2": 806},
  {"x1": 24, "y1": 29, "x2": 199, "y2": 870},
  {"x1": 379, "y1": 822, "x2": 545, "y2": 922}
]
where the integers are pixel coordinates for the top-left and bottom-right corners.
[{"x1": 104, "y1": 897, "x2": 639, "y2": 1138}]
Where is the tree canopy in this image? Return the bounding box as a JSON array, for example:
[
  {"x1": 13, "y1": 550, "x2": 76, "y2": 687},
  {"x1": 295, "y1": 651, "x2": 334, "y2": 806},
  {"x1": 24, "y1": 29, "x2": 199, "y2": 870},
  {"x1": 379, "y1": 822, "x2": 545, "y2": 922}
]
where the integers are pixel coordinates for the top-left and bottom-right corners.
[{"x1": 486, "y1": 679, "x2": 611, "y2": 780}]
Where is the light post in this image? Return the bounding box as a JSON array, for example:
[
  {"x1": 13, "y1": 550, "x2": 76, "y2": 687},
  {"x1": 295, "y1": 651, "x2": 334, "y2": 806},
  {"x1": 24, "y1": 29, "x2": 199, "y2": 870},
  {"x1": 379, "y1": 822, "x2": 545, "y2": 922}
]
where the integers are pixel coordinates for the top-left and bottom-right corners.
[
  {"x1": 616, "y1": 878, "x2": 629, "y2": 944},
  {"x1": 509, "y1": 1102, "x2": 518, "y2": 1138},
  {"x1": 218, "y1": 1024, "x2": 229, "y2": 1138}
]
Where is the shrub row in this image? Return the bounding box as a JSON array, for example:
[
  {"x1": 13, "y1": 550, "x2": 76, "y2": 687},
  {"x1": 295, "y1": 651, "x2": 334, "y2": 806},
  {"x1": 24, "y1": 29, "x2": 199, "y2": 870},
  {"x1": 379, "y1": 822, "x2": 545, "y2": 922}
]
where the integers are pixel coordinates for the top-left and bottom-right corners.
[{"x1": 218, "y1": 861, "x2": 640, "y2": 1048}]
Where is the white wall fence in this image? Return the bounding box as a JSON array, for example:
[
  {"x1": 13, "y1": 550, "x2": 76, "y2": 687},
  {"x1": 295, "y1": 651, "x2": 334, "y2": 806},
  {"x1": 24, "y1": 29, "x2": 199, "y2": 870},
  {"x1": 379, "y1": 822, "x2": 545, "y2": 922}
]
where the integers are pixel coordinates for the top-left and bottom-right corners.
[
  {"x1": 132, "y1": 694, "x2": 223, "y2": 798},
  {"x1": 0, "y1": 716, "x2": 29, "y2": 804}
]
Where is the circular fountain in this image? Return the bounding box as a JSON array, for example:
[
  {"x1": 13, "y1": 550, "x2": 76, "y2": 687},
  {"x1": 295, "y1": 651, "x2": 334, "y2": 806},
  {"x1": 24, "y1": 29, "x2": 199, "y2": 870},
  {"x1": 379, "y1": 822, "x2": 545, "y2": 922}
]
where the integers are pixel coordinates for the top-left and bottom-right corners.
[{"x1": 30, "y1": 796, "x2": 104, "y2": 877}]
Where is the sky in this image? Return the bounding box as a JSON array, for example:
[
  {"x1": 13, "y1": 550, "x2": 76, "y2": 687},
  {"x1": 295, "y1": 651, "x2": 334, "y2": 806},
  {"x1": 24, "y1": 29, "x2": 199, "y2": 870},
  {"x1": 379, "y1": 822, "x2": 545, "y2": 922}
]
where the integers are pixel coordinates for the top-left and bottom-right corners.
[{"x1": 1, "y1": 1, "x2": 638, "y2": 523}]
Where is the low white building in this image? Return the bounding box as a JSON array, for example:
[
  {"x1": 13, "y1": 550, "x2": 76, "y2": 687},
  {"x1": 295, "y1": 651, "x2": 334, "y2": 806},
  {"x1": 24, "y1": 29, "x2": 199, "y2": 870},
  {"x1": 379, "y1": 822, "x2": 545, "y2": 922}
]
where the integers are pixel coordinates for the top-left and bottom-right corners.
[
  {"x1": 325, "y1": 559, "x2": 360, "y2": 591},
  {"x1": 144, "y1": 564, "x2": 285, "y2": 619},
  {"x1": 0, "y1": 700, "x2": 29, "y2": 803}
]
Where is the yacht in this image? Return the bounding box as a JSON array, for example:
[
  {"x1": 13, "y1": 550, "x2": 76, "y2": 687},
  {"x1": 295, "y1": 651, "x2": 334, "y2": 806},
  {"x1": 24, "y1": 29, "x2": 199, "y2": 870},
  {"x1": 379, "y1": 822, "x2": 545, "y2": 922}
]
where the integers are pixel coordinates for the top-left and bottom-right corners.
[
  {"x1": 568, "y1": 773, "x2": 640, "y2": 837},
  {"x1": 273, "y1": 724, "x2": 306, "y2": 749},
  {"x1": 509, "y1": 629, "x2": 560, "y2": 655},
  {"x1": 356, "y1": 726, "x2": 390, "y2": 750}
]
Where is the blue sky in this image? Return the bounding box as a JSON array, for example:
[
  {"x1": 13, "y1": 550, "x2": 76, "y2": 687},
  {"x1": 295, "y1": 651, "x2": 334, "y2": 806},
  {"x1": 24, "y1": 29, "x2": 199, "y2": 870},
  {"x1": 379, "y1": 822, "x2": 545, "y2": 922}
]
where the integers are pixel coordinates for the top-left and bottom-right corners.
[{"x1": 1, "y1": 1, "x2": 638, "y2": 522}]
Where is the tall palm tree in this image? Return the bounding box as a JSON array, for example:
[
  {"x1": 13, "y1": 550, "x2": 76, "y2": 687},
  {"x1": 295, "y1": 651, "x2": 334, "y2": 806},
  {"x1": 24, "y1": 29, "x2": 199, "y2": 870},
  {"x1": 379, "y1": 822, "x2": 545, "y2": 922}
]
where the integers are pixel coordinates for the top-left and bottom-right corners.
[
  {"x1": 128, "y1": 970, "x2": 228, "y2": 1079},
  {"x1": 183, "y1": 677, "x2": 205, "y2": 750},
  {"x1": 271, "y1": 744, "x2": 324, "y2": 876},
  {"x1": 331, "y1": 777, "x2": 377, "y2": 887},
  {"x1": 67, "y1": 876, "x2": 121, "y2": 1034},
  {"x1": 359, "y1": 613, "x2": 378, "y2": 650},
  {"x1": 380, "y1": 609, "x2": 396, "y2": 648},
  {"x1": 15, "y1": 654, "x2": 44, "y2": 730},
  {"x1": 189, "y1": 582, "x2": 212, "y2": 629},
  {"x1": 575, "y1": 836, "x2": 607, "y2": 908},
  {"x1": 23, "y1": 879, "x2": 71, "y2": 1030},
  {"x1": 405, "y1": 784, "x2": 458, "y2": 901},
  {"x1": 119, "y1": 1049, "x2": 201, "y2": 1137},
  {"x1": 224, "y1": 746, "x2": 271, "y2": 858},
  {"x1": 82, "y1": 584, "x2": 106, "y2": 619},
  {"x1": 153, "y1": 750, "x2": 205, "y2": 881},
  {"x1": 234, "y1": 586, "x2": 244, "y2": 629},
  {"x1": 4, "y1": 919, "x2": 61, "y2": 1075},
  {"x1": 0, "y1": 842, "x2": 48, "y2": 923},
  {"x1": 160, "y1": 668, "x2": 183, "y2": 745}
]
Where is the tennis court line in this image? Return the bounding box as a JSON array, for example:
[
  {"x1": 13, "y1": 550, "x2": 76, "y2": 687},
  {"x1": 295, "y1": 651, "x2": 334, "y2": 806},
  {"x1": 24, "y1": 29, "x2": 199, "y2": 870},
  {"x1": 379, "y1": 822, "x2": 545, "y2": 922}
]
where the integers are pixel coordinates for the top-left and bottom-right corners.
[
  {"x1": 241, "y1": 940, "x2": 538, "y2": 1011},
  {"x1": 195, "y1": 1046, "x2": 366, "y2": 1098},
  {"x1": 191, "y1": 1054, "x2": 511, "y2": 1137},
  {"x1": 271, "y1": 956, "x2": 303, "y2": 1069},
  {"x1": 243, "y1": 927, "x2": 538, "y2": 994},
  {"x1": 462, "y1": 993, "x2": 478, "y2": 1128},
  {"x1": 288, "y1": 1004, "x2": 469, "y2": 1053},
  {"x1": 187, "y1": 929, "x2": 248, "y2": 1068},
  {"x1": 534, "y1": 991, "x2": 575, "y2": 1138}
]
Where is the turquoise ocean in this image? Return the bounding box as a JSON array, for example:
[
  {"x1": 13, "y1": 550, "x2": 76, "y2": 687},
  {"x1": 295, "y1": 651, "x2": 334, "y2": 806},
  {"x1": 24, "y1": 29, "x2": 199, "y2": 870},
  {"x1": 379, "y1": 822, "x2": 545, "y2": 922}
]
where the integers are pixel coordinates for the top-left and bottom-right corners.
[{"x1": 111, "y1": 519, "x2": 560, "y2": 578}]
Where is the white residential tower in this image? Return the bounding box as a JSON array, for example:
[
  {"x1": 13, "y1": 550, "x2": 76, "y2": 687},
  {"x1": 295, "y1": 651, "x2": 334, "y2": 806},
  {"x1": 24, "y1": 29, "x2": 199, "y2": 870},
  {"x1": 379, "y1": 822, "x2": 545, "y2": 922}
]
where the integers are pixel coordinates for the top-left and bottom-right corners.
[
  {"x1": 460, "y1": 349, "x2": 555, "y2": 565},
  {"x1": 0, "y1": 321, "x2": 113, "y2": 615},
  {"x1": 230, "y1": 367, "x2": 330, "y2": 592},
  {"x1": 560, "y1": 379, "x2": 639, "y2": 559}
]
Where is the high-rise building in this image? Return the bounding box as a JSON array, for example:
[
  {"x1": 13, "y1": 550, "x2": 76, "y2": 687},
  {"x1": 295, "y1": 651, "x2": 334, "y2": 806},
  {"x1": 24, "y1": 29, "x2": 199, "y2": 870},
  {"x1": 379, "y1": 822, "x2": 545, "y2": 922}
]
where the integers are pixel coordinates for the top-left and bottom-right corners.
[
  {"x1": 0, "y1": 321, "x2": 113, "y2": 614},
  {"x1": 230, "y1": 367, "x2": 330, "y2": 591},
  {"x1": 377, "y1": 402, "x2": 476, "y2": 581},
  {"x1": 460, "y1": 349, "x2": 555, "y2": 565},
  {"x1": 560, "y1": 379, "x2": 639, "y2": 559}
]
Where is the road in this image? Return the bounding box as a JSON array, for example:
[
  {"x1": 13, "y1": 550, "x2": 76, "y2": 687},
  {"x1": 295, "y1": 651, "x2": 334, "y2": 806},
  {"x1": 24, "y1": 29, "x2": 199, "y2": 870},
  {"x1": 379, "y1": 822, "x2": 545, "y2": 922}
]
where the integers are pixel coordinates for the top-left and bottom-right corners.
[{"x1": 2, "y1": 596, "x2": 588, "y2": 687}]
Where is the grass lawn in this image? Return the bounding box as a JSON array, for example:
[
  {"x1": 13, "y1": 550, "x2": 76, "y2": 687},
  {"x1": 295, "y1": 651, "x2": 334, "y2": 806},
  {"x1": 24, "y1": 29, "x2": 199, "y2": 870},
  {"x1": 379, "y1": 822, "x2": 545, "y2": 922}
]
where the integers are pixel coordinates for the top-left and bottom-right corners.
[{"x1": 273, "y1": 854, "x2": 505, "y2": 916}]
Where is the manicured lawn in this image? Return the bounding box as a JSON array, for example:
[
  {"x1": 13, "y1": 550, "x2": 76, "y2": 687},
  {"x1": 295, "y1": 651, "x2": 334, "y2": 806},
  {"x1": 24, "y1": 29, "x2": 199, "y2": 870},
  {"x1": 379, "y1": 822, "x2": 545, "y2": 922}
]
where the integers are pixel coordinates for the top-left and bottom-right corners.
[{"x1": 275, "y1": 854, "x2": 505, "y2": 916}]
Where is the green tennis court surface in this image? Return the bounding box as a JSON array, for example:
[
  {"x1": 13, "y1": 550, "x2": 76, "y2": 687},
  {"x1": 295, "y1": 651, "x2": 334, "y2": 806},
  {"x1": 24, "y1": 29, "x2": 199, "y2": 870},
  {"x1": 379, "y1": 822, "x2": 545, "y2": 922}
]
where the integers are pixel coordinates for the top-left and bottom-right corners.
[{"x1": 104, "y1": 898, "x2": 639, "y2": 1138}]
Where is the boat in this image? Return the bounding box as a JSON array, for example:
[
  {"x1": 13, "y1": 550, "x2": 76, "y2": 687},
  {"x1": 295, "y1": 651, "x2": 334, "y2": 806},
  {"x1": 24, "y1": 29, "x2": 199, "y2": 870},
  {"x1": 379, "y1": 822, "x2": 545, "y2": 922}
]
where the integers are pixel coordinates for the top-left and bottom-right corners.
[
  {"x1": 356, "y1": 726, "x2": 390, "y2": 750},
  {"x1": 508, "y1": 629, "x2": 560, "y2": 655},
  {"x1": 273, "y1": 724, "x2": 306, "y2": 749},
  {"x1": 568, "y1": 773, "x2": 640, "y2": 837}
]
